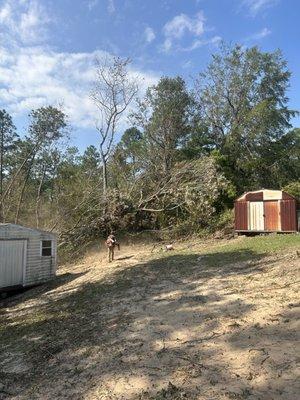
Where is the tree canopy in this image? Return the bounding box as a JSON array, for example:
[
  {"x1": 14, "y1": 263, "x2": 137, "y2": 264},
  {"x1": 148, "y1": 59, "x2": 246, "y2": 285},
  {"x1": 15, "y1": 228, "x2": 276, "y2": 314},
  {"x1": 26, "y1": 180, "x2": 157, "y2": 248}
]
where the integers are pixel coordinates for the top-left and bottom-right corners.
[{"x1": 1, "y1": 44, "x2": 298, "y2": 254}]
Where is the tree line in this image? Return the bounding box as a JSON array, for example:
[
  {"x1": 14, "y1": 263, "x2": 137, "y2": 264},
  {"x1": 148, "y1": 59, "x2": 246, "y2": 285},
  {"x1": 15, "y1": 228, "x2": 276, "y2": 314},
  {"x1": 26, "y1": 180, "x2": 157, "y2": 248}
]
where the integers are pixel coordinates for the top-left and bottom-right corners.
[{"x1": 0, "y1": 44, "x2": 299, "y2": 255}]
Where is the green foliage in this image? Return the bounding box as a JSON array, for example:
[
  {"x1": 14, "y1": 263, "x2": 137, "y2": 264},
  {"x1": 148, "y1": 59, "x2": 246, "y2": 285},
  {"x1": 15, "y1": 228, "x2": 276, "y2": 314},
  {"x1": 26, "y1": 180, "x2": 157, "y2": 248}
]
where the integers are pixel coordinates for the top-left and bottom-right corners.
[
  {"x1": 28, "y1": 106, "x2": 68, "y2": 144},
  {"x1": 80, "y1": 145, "x2": 101, "y2": 178},
  {"x1": 112, "y1": 127, "x2": 145, "y2": 181},
  {"x1": 0, "y1": 110, "x2": 18, "y2": 179},
  {"x1": 1, "y1": 106, "x2": 69, "y2": 225},
  {"x1": 0, "y1": 109, "x2": 18, "y2": 152},
  {"x1": 179, "y1": 123, "x2": 213, "y2": 159},
  {"x1": 1, "y1": 44, "x2": 299, "y2": 254},
  {"x1": 209, "y1": 208, "x2": 234, "y2": 234},
  {"x1": 282, "y1": 181, "x2": 300, "y2": 201},
  {"x1": 118, "y1": 127, "x2": 143, "y2": 160},
  {"x1": 0, "y1": 109, "x2": 19, "y2": 221},
  {"x1": 133, "y1": 76, "x2": 192, "y2": 177},
  {"x1": 195, "y1": 44, "x2": 297, "y2": 192}
]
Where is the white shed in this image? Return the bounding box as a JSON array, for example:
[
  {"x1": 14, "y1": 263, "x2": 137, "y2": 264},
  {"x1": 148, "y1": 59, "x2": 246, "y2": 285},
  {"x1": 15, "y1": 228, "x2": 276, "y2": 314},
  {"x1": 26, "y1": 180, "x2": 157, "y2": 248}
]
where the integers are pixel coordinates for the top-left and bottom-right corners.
[{"x1": 0, "y1": 223, "x2": 57, "y2": 291}]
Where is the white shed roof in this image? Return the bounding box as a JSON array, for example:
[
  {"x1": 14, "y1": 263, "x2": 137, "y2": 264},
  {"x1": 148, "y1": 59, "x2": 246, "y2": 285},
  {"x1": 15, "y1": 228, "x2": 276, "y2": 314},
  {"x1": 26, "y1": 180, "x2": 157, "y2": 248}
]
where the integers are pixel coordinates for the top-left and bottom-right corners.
[
  {"x1": 237, "y1": 189, "x2": 288, "y2": 201},
  {"x1": 0, "y1": 223, "x2": 56, "y2": 237},
  {"x1": 237, "y1": 189, "x2": 295, "y2": 201}
]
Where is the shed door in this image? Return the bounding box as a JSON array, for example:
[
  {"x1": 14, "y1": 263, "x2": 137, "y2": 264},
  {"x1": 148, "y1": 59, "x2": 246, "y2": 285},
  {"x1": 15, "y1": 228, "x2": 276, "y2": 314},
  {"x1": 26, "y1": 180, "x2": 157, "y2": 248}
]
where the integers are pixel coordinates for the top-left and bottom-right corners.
[
  {"x1": 249, "y1": 202, "x2": 264, "y2": 231},
  {"x1": 0, "y1": 240, "x2": 26, "y2": 288},
  {"x1": 264, "y1": 201, "x2": 279, "y2": 231}
]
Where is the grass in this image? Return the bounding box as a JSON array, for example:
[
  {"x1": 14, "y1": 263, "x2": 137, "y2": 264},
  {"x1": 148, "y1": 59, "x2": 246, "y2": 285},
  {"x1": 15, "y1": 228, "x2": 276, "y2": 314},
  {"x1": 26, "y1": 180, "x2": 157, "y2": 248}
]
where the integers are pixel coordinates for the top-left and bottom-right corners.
[
  {"x1": 152, "y1": 233, "x2": 300, "y2": 270},
  {"x1": 203, "y1": 233, "x2": 299, "y2": 265},
  {"x1": 215, "y1": 233, "x2": 300, "y2": 253}
]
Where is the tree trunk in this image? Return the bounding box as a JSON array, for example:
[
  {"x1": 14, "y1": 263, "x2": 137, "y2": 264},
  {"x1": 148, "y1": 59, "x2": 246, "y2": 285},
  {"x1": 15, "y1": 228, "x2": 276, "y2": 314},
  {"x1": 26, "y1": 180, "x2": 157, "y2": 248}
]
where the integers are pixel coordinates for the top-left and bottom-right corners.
[
  {"x1": 35, "y1": 165, "x2": 46, "y2": 228},
  {"x1": 15, "y1": 156, "x2": 35, "y2": 224},
  {"x1": 0, "y1": 126, "x2": 4, "y2": 222},
  {"x1": 1, "y1": 150, "x2": 33, "y2": 208},
  {"x1": 15, "y1": 177, "x2": 28, "y2": 224},
  {"x1": 163, "y1": 150, "x2": 171, "y2": 179},
  {"x1": 101, "y1": 152, "x2": 108, "y2": 196},
  {"x1": 3, "y1": 184, "x2": 13, "y2": 221}
]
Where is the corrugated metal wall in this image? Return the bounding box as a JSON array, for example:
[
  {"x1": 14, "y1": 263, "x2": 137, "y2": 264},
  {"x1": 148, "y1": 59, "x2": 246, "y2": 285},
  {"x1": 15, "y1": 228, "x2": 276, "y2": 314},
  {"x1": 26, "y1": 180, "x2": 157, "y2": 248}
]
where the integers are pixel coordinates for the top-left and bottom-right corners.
[
  {"x1": 245, "y1": 192, "x2": 263, "y2": 201},
  {"x1": 234, "y1": 202, "x2": 248, "y2": 230},
  {"x1": 0, "y1": 240, "x2": 26, "y2": 288},
  {"x1": 280, "y1": 200, "x2": 297, "y2": 231},
  {"x1": 235, "y1": 191, "x2": 298, "y2": 233}
]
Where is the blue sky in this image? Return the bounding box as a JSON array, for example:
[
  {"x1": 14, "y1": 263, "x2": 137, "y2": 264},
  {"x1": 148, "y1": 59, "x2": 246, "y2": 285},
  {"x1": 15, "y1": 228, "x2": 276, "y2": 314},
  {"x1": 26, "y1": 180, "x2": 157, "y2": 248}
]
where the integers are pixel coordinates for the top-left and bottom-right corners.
[{"x1": 0, "y1": 0, "x2": 299, "y2": 151}]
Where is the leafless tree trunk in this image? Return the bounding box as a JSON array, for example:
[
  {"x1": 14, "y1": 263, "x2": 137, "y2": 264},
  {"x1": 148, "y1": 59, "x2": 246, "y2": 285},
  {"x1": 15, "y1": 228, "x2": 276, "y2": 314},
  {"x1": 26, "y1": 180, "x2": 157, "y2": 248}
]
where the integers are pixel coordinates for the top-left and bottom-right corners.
[
  {"x1": 0, "y1": 125, "x2": 4, "y2": 222},
  {"x1": 14, "y1": 156, "x2": 35, "y2": 224},
  {"x1": 15, "y1": 176, "x2": 28, "y2": 225},
  {"x1": 90, "y1": 56, "x2": 138, "y2": 197},
  {"x1": 100, "y1": 150, "x2": 108, "y2": 194},
  {"x1": 35, "y1": 164, "x2": 46, "y2": 228}
]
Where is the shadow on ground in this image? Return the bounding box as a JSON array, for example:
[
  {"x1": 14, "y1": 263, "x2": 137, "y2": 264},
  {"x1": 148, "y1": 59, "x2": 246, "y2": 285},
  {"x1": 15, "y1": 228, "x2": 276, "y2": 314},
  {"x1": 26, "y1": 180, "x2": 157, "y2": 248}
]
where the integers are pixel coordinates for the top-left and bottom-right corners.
[
  {"x1": 0, "y1": 271, "x2": 88, "y2": 305},
  {"x1": 0, "y1": 247, "x2": 298, "y2": 399}
]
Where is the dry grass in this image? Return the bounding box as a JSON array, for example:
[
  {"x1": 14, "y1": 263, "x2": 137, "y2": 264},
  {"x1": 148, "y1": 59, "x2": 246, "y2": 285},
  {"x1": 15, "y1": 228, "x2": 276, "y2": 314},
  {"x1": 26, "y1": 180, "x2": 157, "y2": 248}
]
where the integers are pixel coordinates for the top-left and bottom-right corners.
[{"x1": 0, "y1": 234, "x2": 299, "y2": 399}]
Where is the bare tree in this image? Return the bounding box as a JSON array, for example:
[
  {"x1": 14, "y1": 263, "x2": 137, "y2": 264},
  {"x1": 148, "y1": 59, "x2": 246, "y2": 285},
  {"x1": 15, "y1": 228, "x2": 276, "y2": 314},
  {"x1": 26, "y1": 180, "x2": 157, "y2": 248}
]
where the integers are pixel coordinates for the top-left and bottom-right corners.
[{"x1": 90, "y1": 56, "x2": 138, "y2": 196}]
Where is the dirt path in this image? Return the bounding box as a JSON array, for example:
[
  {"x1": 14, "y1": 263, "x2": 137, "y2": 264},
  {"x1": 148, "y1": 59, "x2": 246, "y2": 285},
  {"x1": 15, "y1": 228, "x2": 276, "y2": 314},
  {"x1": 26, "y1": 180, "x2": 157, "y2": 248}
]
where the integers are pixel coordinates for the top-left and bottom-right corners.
[{"x1": 0, "y1": 240, "x2": 299, "y2": 399}]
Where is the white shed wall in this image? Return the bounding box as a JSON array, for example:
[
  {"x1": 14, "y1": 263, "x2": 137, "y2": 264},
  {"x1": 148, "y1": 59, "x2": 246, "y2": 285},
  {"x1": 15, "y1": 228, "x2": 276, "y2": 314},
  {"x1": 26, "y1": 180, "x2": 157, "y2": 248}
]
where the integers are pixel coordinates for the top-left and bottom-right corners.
[{"x1": 0, "y1": 224, "x2": 57, "y2": 289}]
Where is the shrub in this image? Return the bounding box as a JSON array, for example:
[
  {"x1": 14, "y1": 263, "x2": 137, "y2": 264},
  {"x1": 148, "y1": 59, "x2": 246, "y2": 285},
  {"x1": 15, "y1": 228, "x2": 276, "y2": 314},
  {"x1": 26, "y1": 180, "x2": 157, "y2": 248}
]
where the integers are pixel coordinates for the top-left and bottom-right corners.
[{"x1": 282, "y1": 181, "x2": 300, "y2": 201}]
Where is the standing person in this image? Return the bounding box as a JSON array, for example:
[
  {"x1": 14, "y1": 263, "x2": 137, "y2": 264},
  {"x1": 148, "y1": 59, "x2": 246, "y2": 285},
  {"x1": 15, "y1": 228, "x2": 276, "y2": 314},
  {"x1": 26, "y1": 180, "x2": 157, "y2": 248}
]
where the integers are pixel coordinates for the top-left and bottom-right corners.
[{"x1": 105, "y1": 233, "x2": 120, "y2": 262}]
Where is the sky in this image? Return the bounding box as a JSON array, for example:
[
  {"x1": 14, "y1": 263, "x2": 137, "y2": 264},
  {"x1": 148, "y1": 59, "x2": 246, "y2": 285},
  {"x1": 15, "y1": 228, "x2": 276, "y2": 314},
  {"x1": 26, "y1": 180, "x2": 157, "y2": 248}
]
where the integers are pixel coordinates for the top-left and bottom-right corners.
[{"x1": 0, "y1": 0, "x2": 299, "y2": 151}]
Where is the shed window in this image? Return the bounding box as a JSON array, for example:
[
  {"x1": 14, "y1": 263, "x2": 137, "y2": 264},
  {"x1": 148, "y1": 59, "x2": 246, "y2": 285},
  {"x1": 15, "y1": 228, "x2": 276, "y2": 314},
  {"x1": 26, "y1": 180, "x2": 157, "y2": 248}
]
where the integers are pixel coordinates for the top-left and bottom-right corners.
[{"x1": 41, "y1": 240, "x2": 52, "y2": 256}]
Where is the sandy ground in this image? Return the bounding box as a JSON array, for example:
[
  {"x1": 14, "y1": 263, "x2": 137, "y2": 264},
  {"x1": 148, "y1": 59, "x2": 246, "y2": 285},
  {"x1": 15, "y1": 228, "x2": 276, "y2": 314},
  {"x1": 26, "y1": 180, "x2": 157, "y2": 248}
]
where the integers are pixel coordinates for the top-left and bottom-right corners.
[{"x1": 0, "y1": 239, "x2": 299, "y2": 399}]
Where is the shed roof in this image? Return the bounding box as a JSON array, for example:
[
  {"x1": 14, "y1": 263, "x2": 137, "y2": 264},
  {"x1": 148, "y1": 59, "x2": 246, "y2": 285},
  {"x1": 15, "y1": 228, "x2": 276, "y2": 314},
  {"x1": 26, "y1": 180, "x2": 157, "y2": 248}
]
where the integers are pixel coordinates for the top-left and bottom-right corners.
[
  {"x1": 236, "y1": 189, "x2": 295, "y2": 202},
  {"x1": 0, "y1": 223, "x2": 56, "y2": 237}
]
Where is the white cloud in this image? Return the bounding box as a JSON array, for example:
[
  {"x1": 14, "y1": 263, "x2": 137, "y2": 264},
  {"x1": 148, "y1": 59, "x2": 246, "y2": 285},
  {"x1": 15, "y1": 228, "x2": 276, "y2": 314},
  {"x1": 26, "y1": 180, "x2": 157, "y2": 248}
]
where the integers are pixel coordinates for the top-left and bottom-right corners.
[
  {"x1": 179, "y1": 35, "x2": 221, "y2": 51},
  {"x1": 144, "y1": 27, "x2": 156, "y2": 43},
  {"x1": 164, "y1": 12, "x2": 205, "y2": 39},
  {"x1": 0, "y1": 0, "x2": 159, "y2": 130},
  {"x1": 182, "y1": 60, "x2": 193, "y2": 69},
  {"x1": 0, "y1": 2, "x2": 11, "y2": 22},
  {"x1": 0, "y1": 46, "x2": 158, "y2": 128},
  {"x1": 86, "y1": 0, "x2": 99, "y2": 11},
  {"x1": 0, "y1": 0, "x2": 50, "y2": 44},
  {"x1": 242, "y1": 0, "x2": 279, "y2": 15},
  {"x1": 0, "y1": 47, "x2": 98, "y2": 127},
  {"x1": 107, "y1": 0, "x2": 116, "y2": 14},
  {"x1": 249, "y1": 27, "x2": 271, "y2": 40},
  {"x1": 161, "y1": 11, "x2": 217, "y2": 52}
]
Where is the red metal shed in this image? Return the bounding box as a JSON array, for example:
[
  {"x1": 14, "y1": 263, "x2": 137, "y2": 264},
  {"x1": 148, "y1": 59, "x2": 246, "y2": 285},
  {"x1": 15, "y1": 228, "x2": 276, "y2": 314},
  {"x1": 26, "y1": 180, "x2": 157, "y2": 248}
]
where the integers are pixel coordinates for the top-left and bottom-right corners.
[{"x1": 235, "y1": 189, "x2": 299, "y2": 233}]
